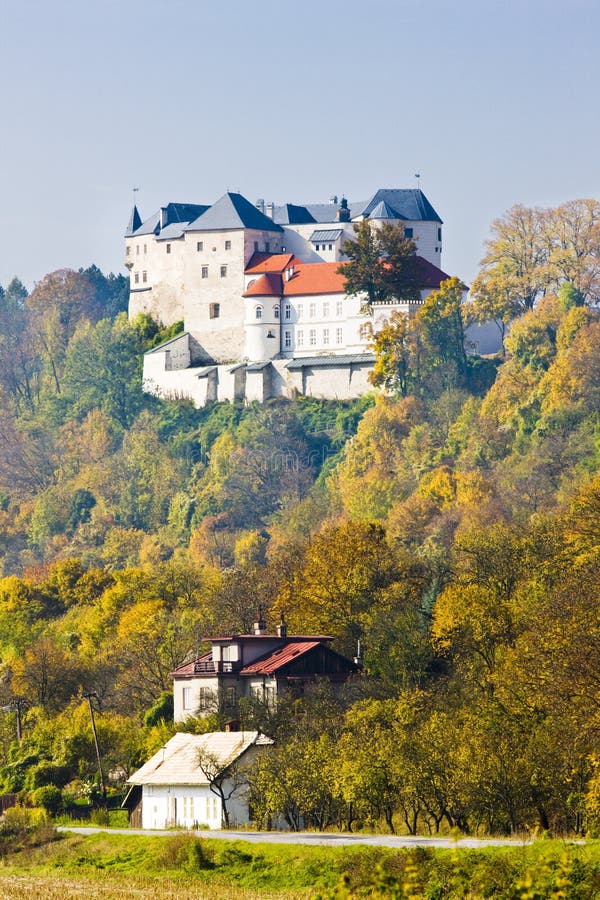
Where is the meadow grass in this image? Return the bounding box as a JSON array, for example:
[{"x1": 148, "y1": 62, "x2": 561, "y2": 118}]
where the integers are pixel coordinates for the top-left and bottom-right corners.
[{"x1": 0, "y1": 830, "x2": 599, "y2": 898}]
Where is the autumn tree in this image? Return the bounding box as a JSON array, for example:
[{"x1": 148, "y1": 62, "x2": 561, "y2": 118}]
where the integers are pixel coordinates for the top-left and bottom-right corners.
[{"x1": 339, "y1": 220, "x2": 418, "y2": 308}]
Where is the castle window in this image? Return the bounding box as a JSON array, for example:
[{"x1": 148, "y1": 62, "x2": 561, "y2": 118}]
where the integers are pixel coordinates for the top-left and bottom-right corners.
[
  {"x1": 323, "y1": 302, "x2": 330, "y2": 317},
  {"x1": 134, "y1": 272, "x2": 139, "y2": 284},
  {"x1": 405, "y1": 227, "x2": 413, "y2": 238},
  {"x1": 309, "y1": 303, "x2": 316, "y2": 318},
  {"x1": 309, "y1": 329, "x2": 317, "y2": 346},
  {"x1": 336, "y1": 301, "x2": 343, "y2": 317},
  {"x1": 297, "y1": 304, "x2": 303, "y2": 319},
  {"x1": 142, "y1": 271, "x2": 147, "y2": 283},
  {"x1": 126, "y1": 246, "x2": 131, "y2": 256},
  {"x1": 336, "y1": 327, "x2": 343, "y2": 344},
  {"x1": 209, "y1": 303, "x2": 220, "y2": 319},
  {"x1": 265, "y1": 242, "x2": 270, "y2": 252},
  {"x1": 254, "y1": 241, "x2": 259, "y2": 251},
  {"x1": 136, "y1": 245, "x2": 139, "y2": 255},
  {"x1": 144, "y1": 244, "x2": 147, "y2": 254},
  {"x1": 166, "y1": 243, "x2": 171, "y2": 254},
  {"x1": 197, "y1": 241, "x2": 203, "y2": 252},
  {"x1": 323, "y1": 328, "x2": 330, "y2": 345},
  {"x1": 297, "y1": 330, "x2": 304, "y2": 347},
  {"x1": 285, "y1": 304, "x2": 291, "y2": 319},
  {"x1": 225, "y1": 240, "x2": 231, "y2": 250},
  {"x1": 284, "y1": 331, "x2": 291, "y2": 348},
  {"x1": 328, "y1": 243, "x2": 333, "y2": 251},
  {"x1": 315, "y1": 244, "x2": 319, "y2": 251},
  {"x1": 220, "y1": 265, "x2": 227, "y2": 278},
  {"x1": 202, "y1": 266, "x2": 208, "y2": 279},
  {"x1": 255, "y1": 306, "x2": 263, "y2": 319},
  {"x1": 438, "y1": 227, "x2": 442, "y2": 241},
  {"x1": 274, "y1": 306, "x2": 280, "y2": 319}
]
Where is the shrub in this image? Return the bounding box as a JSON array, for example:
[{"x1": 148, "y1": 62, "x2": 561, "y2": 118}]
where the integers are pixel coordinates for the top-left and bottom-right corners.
[{"x1": 30, "y1": 785, "x2": 63, "y2": 816}]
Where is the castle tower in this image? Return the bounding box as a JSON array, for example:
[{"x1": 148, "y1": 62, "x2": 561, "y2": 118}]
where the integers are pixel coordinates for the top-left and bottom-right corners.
[{"x1": 243, "y1": 274, "x2": 282, "y2": 361}]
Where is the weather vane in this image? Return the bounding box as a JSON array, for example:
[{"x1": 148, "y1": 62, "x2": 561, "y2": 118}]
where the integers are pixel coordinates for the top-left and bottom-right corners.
[
  {"x1": 415, "y1": 173, "x2": 421, "y2": 188},
  {"x1": 133, "y1": 186, "x2": 140, "y2": 204}
]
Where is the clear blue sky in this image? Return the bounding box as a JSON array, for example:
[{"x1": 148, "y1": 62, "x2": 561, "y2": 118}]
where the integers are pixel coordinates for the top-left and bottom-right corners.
[{"x1": 1, "y1": 0, "x2": 599, "y2": 290}]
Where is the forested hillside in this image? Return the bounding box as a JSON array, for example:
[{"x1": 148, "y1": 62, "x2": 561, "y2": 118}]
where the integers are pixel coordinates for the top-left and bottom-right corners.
[{"x1": 1, "y1": 200, "x2": 600, "y2": 836}]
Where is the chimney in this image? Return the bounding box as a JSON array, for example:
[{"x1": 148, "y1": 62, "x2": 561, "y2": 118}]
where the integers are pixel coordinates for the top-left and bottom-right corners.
[
  {"x1": 266, "y1": 202, "x2": 274, "y2": 219},
  {"x1": 256, "y1": 198, "x2": 265, "y2": 214},
  {"x1": 337, "y1": 197, "x2": 350, "y2": 222},
  {"x1": 253, "y1": 611, "x2": 267, "y2": 635},
  {"x1": 277, "y1": 613, "x2": 287, "y2": 639}
]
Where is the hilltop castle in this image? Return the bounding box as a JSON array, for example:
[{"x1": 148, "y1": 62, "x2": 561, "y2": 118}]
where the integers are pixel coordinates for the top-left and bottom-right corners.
[{"x1": 125, "y1": 187, "x2": 460, "y2": 405}]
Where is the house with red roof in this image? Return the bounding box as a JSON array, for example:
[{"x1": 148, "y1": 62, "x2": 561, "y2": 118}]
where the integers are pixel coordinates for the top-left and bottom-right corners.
[{"x1": 171, "y1": 615, "x2": 358, "y2": 722}]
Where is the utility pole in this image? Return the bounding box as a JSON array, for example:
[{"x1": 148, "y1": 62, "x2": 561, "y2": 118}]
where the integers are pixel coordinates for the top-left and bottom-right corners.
[
  {"x1": 83, "y1": 692, "x2": 106, "y2": 804},
  {"x1": 13, "y1": 699, "x2": 25, "y2": 741}
]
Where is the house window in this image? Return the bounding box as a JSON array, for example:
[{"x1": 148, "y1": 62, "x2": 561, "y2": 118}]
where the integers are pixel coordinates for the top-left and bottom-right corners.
[
  {"x1": 438, "y1": 227, "x2": 442, "y2": 241},
  {"x1": 224, "y1": 686, "x2": 236, "y2": 708},
  {"x1": 225, "y1": 240, "x2": 231, "y2": 250},
  {"x1": 405, "y1": 227, "x2": 413, "y2": 239},
  {"x1": 209, "y1": 303, "x2": 220, "y2": 319},
  {"x1": 134, "y1": 272, "x2": 139, "y2": 284},
  {"x1": 197, "y1": 241, "x2": 203, "y2": 252},
  {"x1": 323, "y1": 328, "x2": 330, "y2": 345},
  {"x1": 182, "y1": 687, "x2": 193, "y2": 710},
  {"x1": 198, "y1": 687, "x2": 211, "y2": 710},
  {"x1": 309, "y1": 329, "x2": 317, "y2": 346},
  {"x1": 309, "y1": 303, "x2": 316, "y2": 318},
  {"x1": 297, "y1": 329, "x2": 304, "y2": 347},
  {"x1": 265, "y1": 242, "x2": 270, "y2": 252},
  {"x1": 220, "y1": 265, "x2": 227, "y2": 278},
  {"x1": 285, "y1": 304, "x2": 291, "y2": 319},
  {"x1": 255, "y1": 306, "x2": 263, "y2": 319},
  {"x1": 202, "y1": 266, "x2": 208, "y2": 278},
  {"x1": 336, "y1": 327, "x2": 343, "y2": 344},
  {"x1": 323, "y1": 302, "x2": 329, "y2": 317},
  {"x1": 265, "y1": 686, "x2": 276, "y2": 707},
  {"x1": 274, "y1": 306, "x2": 280, "y2": 319},
  {"x1": 284, "y1": 330, "x2": 291, "y2": 348},
  {"x1": 336, "y1": 301, "x2": 343, "y2": 317},
  {"x1": 166, "y1": 243, "x2": 171, "y2": 254},
  {"x1": 142, "y1": 271, "x2": 147, "y2": 283}
]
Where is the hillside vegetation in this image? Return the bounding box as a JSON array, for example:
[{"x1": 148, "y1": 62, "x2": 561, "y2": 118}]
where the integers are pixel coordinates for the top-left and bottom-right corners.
[{"x1": 1, "y1": 201, "x2": 600, "y2": 838}]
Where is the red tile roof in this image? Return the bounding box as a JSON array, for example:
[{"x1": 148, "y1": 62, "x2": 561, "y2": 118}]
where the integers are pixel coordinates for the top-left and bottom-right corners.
[
  {"x1": 240, "y1": 641, "x2": 323, "y2": 675},
  {"x1": 243, "y1": 273, "x2": 282, "y2": 297},
  {"x1": 283, "y1": 261, "x2": 346, "y2": 296},
  {"x1": 413, "y1": 256, "x2": 451, "y2": 289},
  {"x1": 245, "y1": 252, "x2": 295, "y2": 274}
]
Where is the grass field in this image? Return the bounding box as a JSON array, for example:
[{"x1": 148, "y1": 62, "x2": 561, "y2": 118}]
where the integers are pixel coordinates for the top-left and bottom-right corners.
[{"x1": 0, "y1": 829, "x2": 599, "y2": 898}]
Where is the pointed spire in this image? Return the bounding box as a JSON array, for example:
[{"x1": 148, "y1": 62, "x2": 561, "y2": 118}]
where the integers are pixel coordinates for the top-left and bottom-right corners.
[{"x1": 126, "y1": 205, "x2": 142, "y2": 236}]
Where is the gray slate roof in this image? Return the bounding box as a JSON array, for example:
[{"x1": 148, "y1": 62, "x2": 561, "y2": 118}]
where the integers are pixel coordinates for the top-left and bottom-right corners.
[
  {"x1": 360, "y1": 189, "x2": 442, "y2": 223},
  {"x1": 272, "y1": 203, "x2": 317, "y2": 225},
  {"x1": 310, "y1": 229, "x2": 344, "y2": 242},
  {"x1": 186, "y1": 192, "x2": 284, "y2": 233},
  {"x1": 369, "y1": 200, "x2": 406, "y2": 220},
  {"x1": 286, "y1": 353, "x2": 376, "y2": 370},
  {"x1": 125, "y1": 205, "x2": 142, "y2": 236}
]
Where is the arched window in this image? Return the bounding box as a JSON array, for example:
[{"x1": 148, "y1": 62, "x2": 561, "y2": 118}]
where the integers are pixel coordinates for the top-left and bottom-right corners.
[
  {"x1": 274, "y1": 306, "x2": 280, "y2": 319},
  {"x1": 255, "y1": 306, "x2": 263, "y2": 319}
]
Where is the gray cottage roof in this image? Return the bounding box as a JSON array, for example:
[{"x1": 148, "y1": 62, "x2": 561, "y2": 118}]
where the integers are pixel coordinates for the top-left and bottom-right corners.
[
  {"x1": 128, "y1": 731, "x2": 271, "y2": 787},
  {"x1": 360, "y1": 189, "x2": 442, "y2": 223},
  {"x1": 186, "y1": 192, "x2": 284, "y2": 233}
]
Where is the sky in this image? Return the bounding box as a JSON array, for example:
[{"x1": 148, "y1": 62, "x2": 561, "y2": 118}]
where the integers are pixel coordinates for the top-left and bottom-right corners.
[{"x1": 1, "y1": 0, "x2": 599, "y2": 290}]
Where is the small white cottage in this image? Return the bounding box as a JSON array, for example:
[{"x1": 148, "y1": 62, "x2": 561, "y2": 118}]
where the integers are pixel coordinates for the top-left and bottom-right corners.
[{"x1": 123, "y1": 730, "x2": 272, "y2": 830}]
